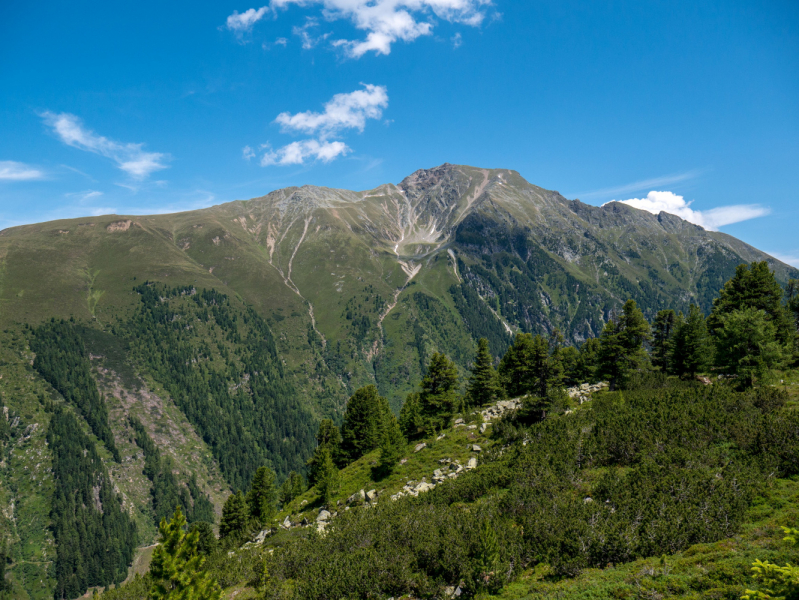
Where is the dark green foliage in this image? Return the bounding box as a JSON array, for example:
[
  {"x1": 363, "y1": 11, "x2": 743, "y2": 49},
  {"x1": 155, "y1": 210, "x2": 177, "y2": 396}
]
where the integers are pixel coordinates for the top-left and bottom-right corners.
[
  {"x1": 0, "y1": 545, "x2": 11, "y2": 597},
  {"x1": 714, "y1": 308, "x2": 787, "y2": 386},
  {"x1": 219, "y1": 492, "x2": 250, "y2": 542},
  {"x1": 306, "y1": 420, "x2": 341, "y2": 486},
  {"x1": 190, "y1": 522, "x2": 219, "y2": 556},
  {"x1": 129, "y1": 417, "x2": 214, "y2": 526},
  {"x1": 597, "y1": 299, "x2": 651, "y2": 388},
  {"x1": 651, "y1": 309, "x2": 677, "y2": 371},
  {"x1": 47, "y1": 405, "x2": 137, "y2": 599},
  {"x1": 30, "y1": 320, "x2": 120, "y2": 461},
  {"x1": 466, "y1": 338, "x2": 504, "y2": 407},
  {"x1": 709, "y1": 261, "x2": 795, "y2": 345},
  {"x1": 126, "y1": 284, "x2": 315, "y2": 489},
  {"x1": 279, "y1": 471, "x2": 305, "y2": 506},
  {"x1": 669, "y1": 304, "x2": 714, "y2": 376},
  {"x1": 449, "y1": 281, "x2": 512, "y2": 358},
  {"x1": 246, "y1": 466, "x2": 277, "y2": 524},
  {"x1": 255, "y1": 382, "x2": 794, "y2": 599},
  {"x1": 314, "y1": 446, "x2": 339, "y2": 507},
  {"x1": 560, "y1": 345, "x2": 581, "y2": 386},
  {"x1": 376, "y1": 412, "x2": 406, "y2": 476},
  {"x1": 339, "y1": 385, "x2": 392, "y2": 463},
  {"x1": 498, "y1": 332, "x2": 563, "y2": 398},
  {"x1": 576, "y1": 337, "x2": 601, "y2": 383},
  {"x1": 398, "y1": 392, "x2": 423, "y2": 440},
  {"x1": 419, "y1": 352, "x2": 459, "y2": 433}
]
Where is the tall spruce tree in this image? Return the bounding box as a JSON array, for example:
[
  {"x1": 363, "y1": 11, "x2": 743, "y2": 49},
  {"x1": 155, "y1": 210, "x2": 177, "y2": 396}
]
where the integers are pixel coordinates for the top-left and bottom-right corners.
[
  {"x1": 714, "y1": 307, "x2": 787, "y2": 386},
  {"x1": 315, "y1": 447, "x2": 339, "y2": 507},
  {"x1": 306, "y1": 419, "x2": 342, "y2": 485},
  {"x1": 597, "y1": 300, "x2": 651, "y2": 389},
  {"x1": 419, "y1": 353, "x2": 460, "y2": 432},
  {"x1": 246, "y1": 466, "x2": 277, "y2": 524},
  {"x1": 219, "y1": 492, "x2": 250, "y2": 541},
  {"x1": 149, "y1": 507, "x2": 221, "y2": 600},
  {"x1": 498, "y1": 332, "x2": 563, "y2": 398},
  {"x1": 279, "y1": 471, "x2": 305, "y2": 507},
  {"x1": 398, "y1": 392, "x2": 424, "y2": 440},
  {"x1": 377, "y1": 413, "x2": 406, "y2": 476},
  {"x1": 339, "y1": 385, "x2": 392, "y2": 463},
  {"x1": 670, "y1": 304, "x2": 713, "y2": 377},
  {"x1": 466, "y1": 338, "x2": 504, "y2": 407},
  {"x1": 651, "y1": 309, "x2": 678, "y2": 371},
  {"x1": 577, "y1": 337, "x2": 601, "y2": 383}
]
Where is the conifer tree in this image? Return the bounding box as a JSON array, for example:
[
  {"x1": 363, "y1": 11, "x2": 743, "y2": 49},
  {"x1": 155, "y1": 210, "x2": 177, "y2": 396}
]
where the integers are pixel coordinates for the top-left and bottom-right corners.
[
  {"x1": 189, "y1": 522, "x2": 218, "y2": 556},
  {"x1": 598, "y1": 300, "x2": 651, "y2": 389},
  {"x1": 377, "y1": 413, "x2": 406, "y2": 475},
  {"x1": 398, "y1": 392, "x2": 423, "y2": 440},
  {"x1": 560, "y1": 345, "x2": 581, "y2": 386},
  {"x1": 466, "y1": 338, "x2": 504, "y2": 407},
  {"x1": 670, "y1": 304, "x2": 713, "y2": 377},
  {"x1": 306, "y1": 419, "x2": 342, "y2": 485},
  {"x1": 577, "y1": 337, "x2": 601, "y2": 383},
  {"x1": 714, "y1": 307, "x2": 787, "y2": 387},
  {"x1": 219, "y1": 492, "x2": 249, "y2": 541},
  {"x1": 315, "y1": 446, "x2": 339, "y2": 507},
  {"x1": 149, "y1": 507, "x2": 221, "y2": 600},
  {"x1": 246, "y1": 466, "x2": 277, "y2": 524},
  {"x1": 498, "y1": 332, "x2": 563, "y2": 398},
  {"x1": 651, "y1": 309, "x2": 677, "y2": 371},
  {"x1": 419, "y1": 352, "x2": 460, "y2": 432},
  {"x1": 474, "y1": 517, "x2": 501, "y2": 593},
  {"x1": 339, "y1": 385, "x2": 392, "y2": 463},
  {"x1": 279, "y1": 471, "x2": 305, "y2": 506}
]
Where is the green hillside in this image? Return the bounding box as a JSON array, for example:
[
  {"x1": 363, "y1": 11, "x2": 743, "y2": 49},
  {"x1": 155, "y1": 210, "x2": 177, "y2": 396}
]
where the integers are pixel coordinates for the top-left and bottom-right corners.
[{"x1": 0, "y1": 164, "x2": 798, "y2": 599}]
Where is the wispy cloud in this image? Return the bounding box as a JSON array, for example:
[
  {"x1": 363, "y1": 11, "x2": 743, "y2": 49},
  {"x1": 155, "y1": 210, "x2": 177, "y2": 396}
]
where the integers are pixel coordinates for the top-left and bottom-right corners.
[
  {"x1": 293, "y1": 17, "x2": 331, "y2": 49},
  {"x1": 576, "y1": 170, "x2": 703, "y2": 200},
  {"x1": 66, "y1": 189, "x2": 104, "y2": 203},
  {"x1": 41, "y1": 112, "x2": 169, "y2": 179},
  {"x1": 765, "y1": 251, "x2": 799, "y2": 269},
  {"x1": 224, "y1": 0, "x2": 493, "y2": 57},
  {"x1": 251, "y1": 84, "x2": 388, "y2": 166},
  {"x1": 0, "y1": 160, "x2": 44, "y2": 181},
  {"x1": 605, "y1": 190, "x2": 770, "y2": 231}
]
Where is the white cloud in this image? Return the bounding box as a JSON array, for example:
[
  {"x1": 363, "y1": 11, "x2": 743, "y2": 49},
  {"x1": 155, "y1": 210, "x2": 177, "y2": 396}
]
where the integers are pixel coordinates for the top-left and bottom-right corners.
[
  {"x1": 226, "y1": 6, "x2": 271, "y2": 37},
  {"x1": 275, "y1": 36, "x2": 288, "y2": 45},
  {"x1": 260, "y1": 139, "x2": 350, "y2": 165},
  {"x1": 293, "y1": 17, "x2": 330, "y2": 49},
  {"x1": 66, "y1": 190, "x2": 104, "y2": 203},
  {"x1": 225, "y1": 0, "x2": 492, "y2": 57},
  {"x1": 0, "y1": 160, "x2": 44, "y2": 181},
  {"x1": 251, "y1": 84, "x2": 386, "y2": 166},
  {"x1": 275, "y1": 83, "x2": 388, "y2": 138},
  {"x1": 765, "y1": 252, "x2": 799, "y2": 269},
  {"x1": 243, "y1": 145, "x2": 256, "y2": 161},
  {"x1": 576, "y1": 170, "x2": 703, "y2": 200},
  {"x1": 606, "y1": 190, "x2": 770, "y2": 231},
  {"x1": 41, "y1": 112, "x2": 169, "y2": 179},
  {"x1": 451, "y1": 32, "x2": 462, "y2": 48}
]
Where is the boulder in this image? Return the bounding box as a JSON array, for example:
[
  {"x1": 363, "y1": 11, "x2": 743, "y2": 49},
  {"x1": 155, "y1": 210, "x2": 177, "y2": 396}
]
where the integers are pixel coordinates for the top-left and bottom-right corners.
[
  {"x1": 472, "y1": 445, "x2": 482, "y2": 452},
  {"x1": 316, "y1": 509, "x2": 331, "y2": 522},
  {"x1": 281, "y1": 516, "x2": 291, "y2": 529},
  {"x1": 414, "y1": 442, "x2": 427, "y2": 453},
  {"x1": 253, "y1": 529, "x2": 270, "y2": 544},
  {"x1": 366, "y1": 489, "x2": 377, "y2": 501},
  {"x1": 347, "y1": 489, "x2": 366, "y2": 504},
  {"x1": 454, "y1": 418, "x2": 465, "y2": 425},
  {"x1": 467, "y1": 457, "x2": 477, "y2": 469}
]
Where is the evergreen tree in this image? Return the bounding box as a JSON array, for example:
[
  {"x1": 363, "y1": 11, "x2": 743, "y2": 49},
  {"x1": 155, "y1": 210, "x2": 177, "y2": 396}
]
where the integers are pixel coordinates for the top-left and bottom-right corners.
[
  {"x1": 708, "y1": 261, "x2": 794, "y2": 345},
  {"x1": 398, "y1": 392, "x2": 424, "y2": 440},
  {"x1": 597, "y1": 300, "x2": 651, "y2": 389},
  {"x1": 219, "y1": 492, "x2": 250, "y2": 541},
  {"x1": 149, "y1": 507, "x2": 221, "y2": 600},
  {"x1": 0, "y1": 545, "x2": 11, "y2": 598},
  {"x1": 576, "y1": 337, "x2": 601, "y2": 383},
  {"x1": 279, "y1": 471, "x2": 305, "y2": 506},
  {"x1": 419, "y1": 353, "x2": 460, "y2": 432},
  {"x1": 339, "y1": 385, "x2": 392, "y2": 463},
  {"x1": 651, "y1": 309, "x2": 677, "y2": 371},
  {"x1": 560, "y1": 345, "x2": 581, "y2": 386},
  {"x1": 714, "y1": 307, "x2": 787, "y2": 387},
  {"x1": 189, "y1": 522, "x2": 218, "y2": 556},
  {"x1": 670, "y1": 304, "x2": 713, "y2": 377},
  {"x1": 246, "y1": 466, "x2": 277, "y2": 524},
  {"x1": 306, "y1": 420, "x2": 342, "y2": 486},
  {"x1": 498, "y1": 332, "x2": 563, "y2": 398},
  {"x1": 377, "y1": 413, "x2": 406, "y2": 476},
  {"x1": 474, "y1": 517, "x2": 501, "y2": 593},
  {"x1": 466, "y1": 338, "x2": 504, "y2": 407},
  {"x1": 315, "y1": 447, "x2": 339, "y2": 507}
]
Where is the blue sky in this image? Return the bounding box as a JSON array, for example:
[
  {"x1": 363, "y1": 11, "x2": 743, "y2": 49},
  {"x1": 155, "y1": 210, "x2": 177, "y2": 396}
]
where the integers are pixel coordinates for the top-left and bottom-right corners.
[{"x1": 1, "y1": 0, "x2": 797, "y2": 265}]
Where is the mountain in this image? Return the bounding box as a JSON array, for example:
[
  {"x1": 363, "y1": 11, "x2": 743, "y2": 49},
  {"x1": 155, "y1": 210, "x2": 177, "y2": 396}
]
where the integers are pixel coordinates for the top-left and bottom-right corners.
[{"x1": 0, "y1": 164, "x2": 796, "y2": 599}]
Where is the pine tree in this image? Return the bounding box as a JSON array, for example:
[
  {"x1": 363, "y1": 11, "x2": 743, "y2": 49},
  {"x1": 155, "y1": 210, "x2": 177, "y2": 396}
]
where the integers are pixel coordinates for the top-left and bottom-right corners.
[
  {"x1": 577, "y1": 337, "x2": 601, "y2": 383},
  {"x1": 598, "y1": 300, "x2": 651, "y2": 389},
  {"x1": 339, "y1": 385, "x2": 392, "y2": 463},
  {"x1": 714, "y1": 307, "x2": 787, "y2": 387},
  {"x1": 560, "y1": 345, "x2": 581, "y2": 386},
  {"x1": 279, "y1": 471, "x2": 305, "y2": 506},
  {"x1": 246, "y1": 466, "x2": 277, "y2": 524},
  {"x1": 670, "y1": 304, "x2": 713, "y2": 377},
  {"x1": 466, "y1": 338, "x2": 504, "y2": 407},
  {"x1": 419, "y1": 353, "x2": 460, "y2": 432},
  {"x1": 218, "y1": 492, "x2": 250, "y2": 541},
  {"x1": 149, "y1": 507, "x2": 221, "y2": 600},
  {"x1": 189, "y1": 522, "x2": 218, "y2": 556},
  {"x1": 709, "y1": 261, "x2": 794, "y2": 345},
  {"x1": 474, "y1": 517, "x2": 501, "y2": 593},
  {"x1": 398, "y1": 392, "x2": 424, "y2": 440},
  {"x1": 498, "y1": 332, "x2": 563, "y2": 398},
  {"x1": 306, "y1": 419, "x2": 342, "y2": 485},
  {"x1": 377, "y1": 413, "x2": 406, "y2": 476},
  {"x1": 315, "y1": 447, "x2": 339, "y2": 507},
  {"x1": 651, "y1": 309, "x2": 677, "y2": 371}
]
